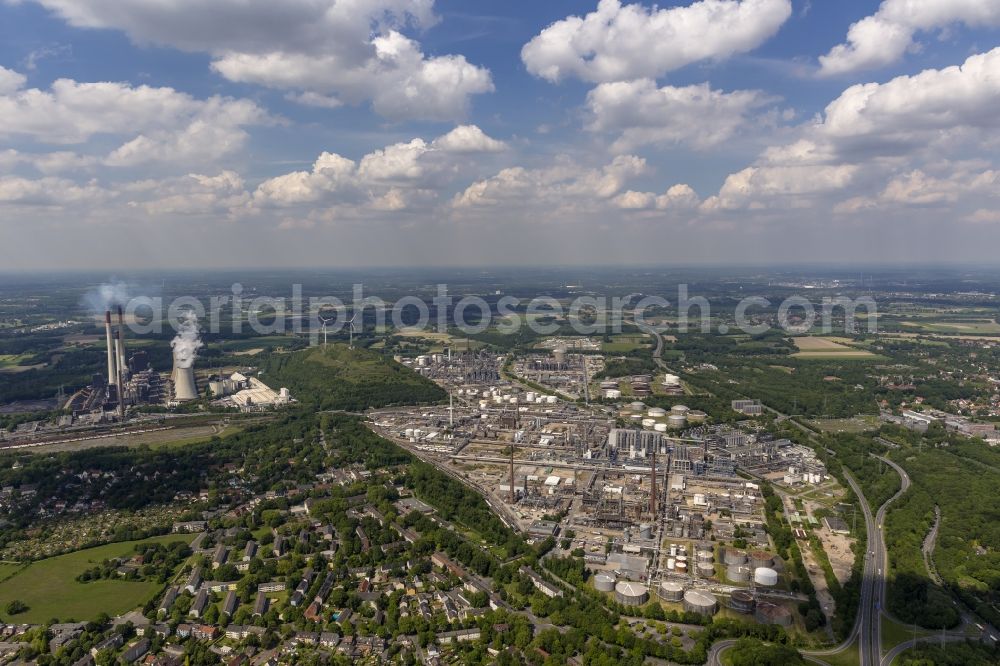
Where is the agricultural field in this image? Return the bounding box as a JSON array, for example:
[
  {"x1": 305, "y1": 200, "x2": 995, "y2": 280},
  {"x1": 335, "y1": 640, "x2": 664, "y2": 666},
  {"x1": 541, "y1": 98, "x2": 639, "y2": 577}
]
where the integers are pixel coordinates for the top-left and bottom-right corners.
[
  {"x1": 899, "y1": 318, "x2": 1000, "y2": 335},
  {"x1": 602, "y1": 334, "x2": 651, "y2": 352},
  {"x1": 791, "y1": 337, "x2": 879, "y2": 359},
  {"x1": 0, "y1": 534, "x2": 194, "y2": 623}
]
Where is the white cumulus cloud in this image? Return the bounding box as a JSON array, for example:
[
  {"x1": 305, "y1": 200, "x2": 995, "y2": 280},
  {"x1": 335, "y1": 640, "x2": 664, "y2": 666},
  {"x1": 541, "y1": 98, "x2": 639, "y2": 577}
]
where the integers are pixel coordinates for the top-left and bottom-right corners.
[
  {"x1": 819, "y1": 0, "x2": 1000, "y2": 76},
  {"x1": 522, "y1": 0, "x2": 792, "y2": 83},
  {"x1": 24, "y1": 0, "x2": 493, "y2": 121},
  {"x1": 586, "y1": 79, "x2": 779, "y2": 150}
]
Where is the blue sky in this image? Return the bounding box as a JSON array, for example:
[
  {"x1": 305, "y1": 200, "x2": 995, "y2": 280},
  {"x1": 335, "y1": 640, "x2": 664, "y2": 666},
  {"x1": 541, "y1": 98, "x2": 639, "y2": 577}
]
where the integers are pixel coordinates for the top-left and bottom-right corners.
[{"x1": 1, "y1": 0, "x2": 999, "y2": 270}]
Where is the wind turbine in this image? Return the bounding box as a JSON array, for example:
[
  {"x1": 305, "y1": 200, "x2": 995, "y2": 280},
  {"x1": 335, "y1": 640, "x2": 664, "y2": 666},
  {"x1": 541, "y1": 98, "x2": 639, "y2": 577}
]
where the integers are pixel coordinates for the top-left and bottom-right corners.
[
  {"x1": 348, "y1": 313, "x2": 359, "y2": 349},
  {"x1": 318, "y1": 315, "x2": 334, "y2": 347}
]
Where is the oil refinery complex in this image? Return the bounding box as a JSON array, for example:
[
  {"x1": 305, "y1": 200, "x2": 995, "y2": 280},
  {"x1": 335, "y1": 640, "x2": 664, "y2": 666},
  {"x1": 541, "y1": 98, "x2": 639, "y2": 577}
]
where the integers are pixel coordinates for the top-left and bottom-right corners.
[{"x1": 370, "y1": 344, "x2": 832, "y2": 628}]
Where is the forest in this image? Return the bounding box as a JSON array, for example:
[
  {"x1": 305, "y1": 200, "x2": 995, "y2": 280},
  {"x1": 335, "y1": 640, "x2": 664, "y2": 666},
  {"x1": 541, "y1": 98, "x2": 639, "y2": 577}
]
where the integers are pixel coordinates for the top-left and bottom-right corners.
[{"x1": 260, "y1": 344, "x2": 446, "y2": 411}]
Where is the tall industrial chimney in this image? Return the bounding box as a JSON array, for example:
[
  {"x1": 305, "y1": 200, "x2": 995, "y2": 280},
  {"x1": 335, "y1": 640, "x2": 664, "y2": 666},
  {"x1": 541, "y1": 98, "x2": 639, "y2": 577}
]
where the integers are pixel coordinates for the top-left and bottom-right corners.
[
  {"x1": 104, "y1": 311, "x2": 117, "y2": 386},
  {"x1": 116, "y1": 306, "x2": 127, "y2": 378},
  {"x1": 651, "y1": 447, "x2": 657, "y2": 519},
  {"x1": 509, "y1": 444, "x2": 515, "y2": 504}
]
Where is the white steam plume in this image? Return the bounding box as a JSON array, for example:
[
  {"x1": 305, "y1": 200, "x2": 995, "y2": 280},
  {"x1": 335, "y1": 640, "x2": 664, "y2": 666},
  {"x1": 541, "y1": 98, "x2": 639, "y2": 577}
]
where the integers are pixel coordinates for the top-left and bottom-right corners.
[
  {"x1": 171, "y1": 311, "x2": 203, "y2": 369},
  {"x1": 82, "y1": 279, "x2": 130, "y2": 314}
]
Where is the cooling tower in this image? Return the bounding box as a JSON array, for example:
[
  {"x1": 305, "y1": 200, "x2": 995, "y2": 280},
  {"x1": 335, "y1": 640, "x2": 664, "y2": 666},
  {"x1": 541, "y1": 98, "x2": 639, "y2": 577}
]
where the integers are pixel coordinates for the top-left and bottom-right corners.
[
  {"x1": 173, "y1": 362, "x2": 198, "y2": 401},
  {"x1": 105, "y1": 310, "x2": 118, "y2": 386}
]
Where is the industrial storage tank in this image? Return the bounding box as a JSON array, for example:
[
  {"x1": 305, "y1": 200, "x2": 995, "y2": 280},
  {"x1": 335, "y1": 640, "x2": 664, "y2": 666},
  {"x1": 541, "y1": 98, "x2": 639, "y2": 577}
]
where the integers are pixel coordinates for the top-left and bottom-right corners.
[
  {"x1": 546, "y1": 395, "x2": 558, "y2": 404},
  {"x1": 647, "y1": 407, "x2": 667, "y2": 418},
  {"x1": 726, "y1": 565, "x2": 751, "y2": 583},
  {"x1": 629, "y1": 401, "x2": 646, "y2": 411},
  {"x1": 754, "y1": 567, "x2": 779, "y2": 587},
  {"x1": 729, "y1": 590, "x2": 756, "y2": 614},
  {"x1": 641, "y1": 418, "x2": 656, "y2": 429},
  {"x1": 604, "y1": 389, "x2": 622, "y2": 399},
  {"x1": 639, "y1": 524, "x2": 653, "y2": 539},
  {"x1": 755, "y1": 602, "x2": 792, "y2": 626},
  {"x1": 687, "y1": 410, "x2": 708, "y2": 423},
  {"x1": 614, "y1": 581, "x2": 649, "y2": 607},
  {"x1": 682, "y1": 589, "x2": 717, "y2": 616},
  {"x1": 675, "y1": 561, "x2": 688, "y2": 574},
  {"x1": 667, "y1": 414, "x2": 687, "y2": 429},
  {"x1": 696, "y1": 547, "x2": 714, "y2": 563},
  {"x1": 658, "y1": 580, "x2": 684, "y2": 601},
  {"x1": 654, "y1": 423, "x2": 668, "y2": 433},
  {"x1": 750, "y1": 551, "x2": 775, "y2": 568},
  {"x1": 670, "y1": 405, "x2": 690, "y2": 415},
  {"x1": 594, "y1": 574, "x2": 616, "y2": 592},
  {"x1": 696, "y1": 562, "x2": 715, "y2": 578},
  {"x1": 666, "y1": 558, "x2": 676, "y2": 571},
  {"x1": 724, "y1": 549, "x2": 747, "y2": 566}
]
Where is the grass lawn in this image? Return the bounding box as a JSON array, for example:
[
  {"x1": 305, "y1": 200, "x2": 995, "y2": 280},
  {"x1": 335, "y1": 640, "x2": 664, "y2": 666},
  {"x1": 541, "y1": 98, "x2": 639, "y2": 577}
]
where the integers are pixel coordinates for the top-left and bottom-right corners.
[
  {"x1": 0, "y1": 562, "x2": 25, "y2": 583},
  {"x1": 818, "y1": 642, "x2": 861, "y2": 666},
  {"x1": 807, "y1": 416, "x2": 880, "y2": 434},
  {"x1": 0, "y1": 534, "x2": 194, "y2": 624},
  {"x1": 881, "y1": 613, "x2": 932, "y2": 652}
]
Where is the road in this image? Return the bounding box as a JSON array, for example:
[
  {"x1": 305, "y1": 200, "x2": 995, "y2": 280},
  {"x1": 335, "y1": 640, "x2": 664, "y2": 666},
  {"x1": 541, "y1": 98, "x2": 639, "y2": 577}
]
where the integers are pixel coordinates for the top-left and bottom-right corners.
[{"x1": 879, "y1": 634, "x2": 966, "y2": 666}]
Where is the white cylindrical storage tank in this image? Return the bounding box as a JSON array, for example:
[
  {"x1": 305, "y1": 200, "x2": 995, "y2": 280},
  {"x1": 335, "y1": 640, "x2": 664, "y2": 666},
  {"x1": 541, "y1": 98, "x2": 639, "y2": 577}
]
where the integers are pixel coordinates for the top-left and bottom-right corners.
[
  {"x1": 546, "y1": 395, "x2": 557, "y2": 404},
  {"x1": 594, "y1": 574, "x2": 616, "y2": 593},
  {"x1": 753, "y1": 567, "x2": 779, "y2": 587},
  {"x1": 696, "y1": 548, "x2": 714, "y2": 563},
  {"x1": 682, "y1": 589, "x2": 717, "y2": 616},
  {"x1": 666, "y1": 557, "x2": 676, "y2": 571},
  {"x1": 696, "y1": 562, "x2": 715, "y2": 578},
  {"x1": 724, "y1": 549, "x2": 747, "y2": 566},
  {"x1": 604, "y1": 389, "x2": 622, "y2": 399},
  {"x1": 663, "y1": 374, "x2": 680, "y2": 386},
  {"x1": 669, "y1": 544, "x2": 677, "y2": 557},
  {"x1": 629, "y1": 401, "x2": 645, "y2": 411},
  {"x1": 647, "y1": 407, "x2": 666, "y2": 418},
  {"x1": 404, "y1": 428, "x2": 414, "y2": 438},
  {"x1": 641, "y1": 418, "x2": 656, "y2": 429},
  {"x1": 525, "y1": 392, "x2": 536, "y2": 402},
  {"x1": 726, "y1": 565, "x2": 750, "y2": 583},
  {"x1": 614, "y1": 581, "x2": 649, "y2": 607},
  {"x1": 658, "y1": 580, "x2": 684, "y2": 602},
  {"x1": 667, "y1": 414, "x2": 686, "y2": 429},
  {"x1": 654, "y1": 423, "x2": 668, "y2": 433},
  {"x1": 676, "y1": 555, "x2": 687, "y2": 565},
  {"x1": 671, "y1": 404, "x2": 690, "y2": 415}
]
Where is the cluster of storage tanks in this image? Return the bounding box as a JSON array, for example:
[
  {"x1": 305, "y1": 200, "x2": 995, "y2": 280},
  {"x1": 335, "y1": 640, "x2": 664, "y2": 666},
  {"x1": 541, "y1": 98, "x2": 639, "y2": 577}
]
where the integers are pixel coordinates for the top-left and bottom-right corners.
[
  {"x1": 625, "y1": 403, "x2": 708, "y2": 430},
  {"x1": 596, "y1": 569, "x2": 791, "y2": 624},
  {"x1": 721, "y1": 547, "x2": 779, "y2": 586},
  {"x1": 471, "y1": 387, "x2": 559, "y2": 409}
]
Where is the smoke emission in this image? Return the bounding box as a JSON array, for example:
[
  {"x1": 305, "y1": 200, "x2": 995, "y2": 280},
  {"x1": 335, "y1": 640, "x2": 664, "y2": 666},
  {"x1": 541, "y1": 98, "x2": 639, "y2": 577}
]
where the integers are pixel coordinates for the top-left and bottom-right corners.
[
  {"x1": 82, "y1": 280, "x2": 131, "y2": 313},
  {"x1": 171, "y1": 311, "x2": 203, "y2": 369}
]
